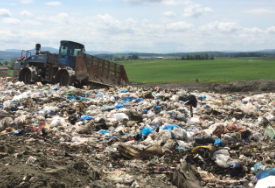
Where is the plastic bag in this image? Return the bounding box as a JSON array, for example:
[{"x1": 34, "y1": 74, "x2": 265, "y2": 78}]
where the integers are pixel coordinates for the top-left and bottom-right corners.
[
  {"x1": 177, "y1": 140, "x2": 193, "y2": 149},
  {"x1": 156, "y1": 130, "x2": 172, "y2": 145},
  {"x1": 95, "y1": 92, "x2": 104, "y2": 98},
  {"x1": 172, "y1": 127, "x2": 187, "y2": 140},
  {"x1": 163, "y1": 124, "x2": 181, "y2": 131},
  {"x1": 50, "y1": 117, "x2": 67, "y2": 128},
  {"x1": 211, "y1": 149, "x2": 230, "y2": 168},
  {"x1": 255, "y1": 176, "x2": 275, "y2": 188},
  {"x1": 142, "y1": 127, "x2": 153, "y2": 136},
  {"x1": 112, "y1": 113, "x2": 129, "y2": 121},
  {"x1": 81, "y1": 115, "x2": 94, "y2": 121},
  {"x1": 188, "y1": 117, "x2": 201, "y2": 126},
  {"x1": 265, "y1": 126, "x2": 275, "y2": 139}
]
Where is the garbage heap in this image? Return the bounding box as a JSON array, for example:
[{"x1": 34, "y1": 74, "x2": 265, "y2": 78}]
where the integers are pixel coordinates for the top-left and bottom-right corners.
[{"x1": 0, "y1": 81, "x2": 275, "y2": 188}]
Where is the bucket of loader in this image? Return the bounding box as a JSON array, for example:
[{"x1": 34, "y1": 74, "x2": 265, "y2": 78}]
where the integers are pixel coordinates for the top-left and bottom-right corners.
[{"x1": 75, "y1": 51, "x2": 129, "y2": 87}]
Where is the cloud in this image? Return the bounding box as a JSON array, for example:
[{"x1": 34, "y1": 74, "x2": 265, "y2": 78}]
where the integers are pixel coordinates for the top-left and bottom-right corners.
[
  {"x1": 0, "y1": 9, "x2": 12, "y2": 17},
  {"x1": 2, "y1": 18, "x2": 21, "y2": 24},
  {"x1": 124, "y1": 0, "x2": 163, "y2": 4},
  {"x1": 95, "y1": 14, "x2": 135, "y2": 34},
  {"x1": 21, "y1": 0, "x2": 33, "y2": 4},
  {"x1": 166, "y1": 22, "x2": 193, "y2": 31},
  {"x1": 243, "y1": 27, "x2": 263, "y2": 34},
  {"x1": 245, "y1": 9, "x2": 274, "y2": 14},
  {"x1": 123, "y1": 0, "x2": 182, "y2": 5},
  {"x1": 267, "y1": 26, "x2": 275, "y2": 34},
  {"x1": 21, "y1": 10, "x2": 33, "y2": 17},
  {"x1": 163, "y1": 11, "x2": 176, "y2": 17},
  {"x1": 200, "y1": 21, "x2": 240, "y2": 33},
  {"x1": 46, "y1": 2, "x2": 62, "y2": 6},
  {"x1": 49, "y1": 13, "x2": 70, "y2": 24},
  {"x1": 183, "y1": 4, "x2": 212, "y2": 18},
  {"x1": 23, "y1": 20, "x2": 42, "y2": 26}
]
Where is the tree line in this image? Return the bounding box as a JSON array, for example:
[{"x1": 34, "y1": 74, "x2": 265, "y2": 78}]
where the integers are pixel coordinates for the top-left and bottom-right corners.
[{"x1": 181, "y1": 53, "x2": 214, "y2": 60}]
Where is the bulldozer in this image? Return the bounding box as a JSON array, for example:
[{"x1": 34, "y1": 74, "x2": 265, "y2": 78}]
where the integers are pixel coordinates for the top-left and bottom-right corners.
[{"x1": 13, "y1": 40, "x2": 129, "y2": 87}]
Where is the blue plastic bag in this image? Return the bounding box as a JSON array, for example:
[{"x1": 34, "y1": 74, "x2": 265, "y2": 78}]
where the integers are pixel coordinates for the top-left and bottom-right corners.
[
  {"x1": 81, "y1": 115, "x2": 94, "y2": 121},
  {"x1": 142, "y1": 128, "x2": 153, "y2": 136},
  {"x1": 120, "y1": 89, "x2": 128, "y2": 93},
  {"x1": 214, "y1": 139, "x2": 222, "y2": 146},
  {"x1": 115, "y1": 104, "x2": 126, "y2": 109},
  {"x1": 99, "y1": 130, "x2": 109, "y2": 134},
  {"x1": 101, "y1": 105, "x2": 115, "y2": 111},
  {"x1": 68, "y1": 96, "x2": 76, "y2": 100},
  {"x1": 95, "y1": 92, "x2": 104, "y2": 98},
  {"x1": 12, "y1": 130, "x2": 23, "y2": 135},
  {"x1": 123, "y1": 97, "x2": 137, "y2": 102},
  {"x1": 86, "y1": 92, "x2": 92, "y2": 97},
  {"x1": 163, "y1": 124, "x2": 181, "y2": 130},
  {"x1": 135, "y1": 98, "x2": 144, "y2": 103}
]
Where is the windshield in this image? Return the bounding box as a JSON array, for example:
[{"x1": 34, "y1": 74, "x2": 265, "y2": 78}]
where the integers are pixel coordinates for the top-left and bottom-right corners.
[
  {"x1": 60, "y1": 44, "x2": 68, "y2": 56},
  {"x1": 70, "y1": 43, "x2": 85, "y2": 56}
]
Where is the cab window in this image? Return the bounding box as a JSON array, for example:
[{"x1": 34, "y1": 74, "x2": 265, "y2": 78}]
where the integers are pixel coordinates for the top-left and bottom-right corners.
[{"x1": 60, "y1": 44, "x2": 68, "y2": 56}]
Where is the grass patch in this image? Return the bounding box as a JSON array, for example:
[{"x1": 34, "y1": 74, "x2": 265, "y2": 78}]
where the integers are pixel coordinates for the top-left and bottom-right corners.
[
  {"x1": 117, "y1": 57, "x2": 275, "y2": 83},
  {"x1": 2, "y1": 70, "x2": 13, "y2": 76}
]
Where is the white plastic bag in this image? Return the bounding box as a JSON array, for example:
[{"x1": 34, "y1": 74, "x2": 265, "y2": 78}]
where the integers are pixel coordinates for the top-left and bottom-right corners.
[
  {"x1": 172, "y1": 127, "x2": 187, "y2": 140},
  {"x1": 211, "y1": 149, "x2": 230, "y2": 168},
  {"x1": 112, "y1": 113, "x2": 129, "y2": 121},
  {"x1": 188, "y1": 117, "x2": 201, "y2": 126},
  {"x1": 255, "y1": 176, "x2": 275, "y2": 188}
]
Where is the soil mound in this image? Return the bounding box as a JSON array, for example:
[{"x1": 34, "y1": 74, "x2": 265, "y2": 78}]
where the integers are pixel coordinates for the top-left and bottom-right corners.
[{"x1": 132, "y1": 79, "x2": 275, "y2": 93}]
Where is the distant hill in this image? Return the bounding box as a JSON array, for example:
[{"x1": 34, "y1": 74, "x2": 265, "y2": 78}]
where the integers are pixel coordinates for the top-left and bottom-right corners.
[
  {"x1": 5, "y1": 49, "x2": 22, "y2": 53},
  {"x1": 30, "y1": 47, "x2": 59, "y2": 54},
  {"x1": 257, "y1": 49, "x2": 275, "y2": 53},
  {"x1": 1, "y1": 47, "x2": 275, "y2": 60},
  {"x1": 0, "y1": 51, "x2": 21, "y2": 60}
]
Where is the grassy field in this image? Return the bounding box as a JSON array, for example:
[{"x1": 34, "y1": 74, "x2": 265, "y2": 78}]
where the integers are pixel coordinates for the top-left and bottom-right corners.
[
  {"x1": 2, "y1": 70, "x2": 13, "y2": 76},
  {"x1": 118, "y1": 57, "x2": 275, "y2": 83},
  {"x1": 1, "y1": 57, "x2": 275, "y2": 82}
]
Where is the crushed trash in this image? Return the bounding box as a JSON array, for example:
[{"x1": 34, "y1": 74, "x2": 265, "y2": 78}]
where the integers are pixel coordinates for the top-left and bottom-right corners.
[{"x1": 0, "y1": 80, "x2": 275, "y2": 187}]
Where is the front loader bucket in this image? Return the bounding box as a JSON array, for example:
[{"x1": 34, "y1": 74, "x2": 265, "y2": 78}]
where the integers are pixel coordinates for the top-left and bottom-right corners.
[
  {"x1": 54, "y1": 69, "x2": 76, "y2": 86},
  {"x1": 19, "y1": 67, "x2": 41, "y2": 84},
  {"x1": 75, "y1": 51, "x2": 130, "y2": 87}
]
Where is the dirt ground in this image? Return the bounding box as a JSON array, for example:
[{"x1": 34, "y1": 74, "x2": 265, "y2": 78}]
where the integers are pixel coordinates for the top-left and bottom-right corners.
[
  {"x1": 0, "y1": 132, "x2": 178, "y2": 188},
  {"x1": 132, "y1": 79, "x2": 275, "y2": 93},
  {"x1": 0, "y1": 72, "x2": 11, "y2": 78}
]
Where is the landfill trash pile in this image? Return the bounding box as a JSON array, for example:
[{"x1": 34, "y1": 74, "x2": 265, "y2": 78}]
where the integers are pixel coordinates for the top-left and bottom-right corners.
[{"x1": 0, "y1": 80, "x2": 275, "y2": 188}]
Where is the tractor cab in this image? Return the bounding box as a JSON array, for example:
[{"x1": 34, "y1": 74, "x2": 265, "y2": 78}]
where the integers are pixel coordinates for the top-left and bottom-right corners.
[{"x1": 57, "y1": 40, "x2": 85, "y2": 67}]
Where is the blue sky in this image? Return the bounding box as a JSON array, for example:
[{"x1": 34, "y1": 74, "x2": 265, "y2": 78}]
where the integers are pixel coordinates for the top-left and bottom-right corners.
[{"x1": 0, "y1": 0, "x2": 275, "y2": 52}]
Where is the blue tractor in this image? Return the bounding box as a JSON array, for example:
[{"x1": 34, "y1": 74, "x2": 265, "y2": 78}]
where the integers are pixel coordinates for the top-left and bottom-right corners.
[{"x1": 13, "y1": 40, "x2": 129, "y2": 87}]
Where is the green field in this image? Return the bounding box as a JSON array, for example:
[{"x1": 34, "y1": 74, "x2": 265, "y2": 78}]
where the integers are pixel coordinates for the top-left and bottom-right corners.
[
  {"x1": 1, "y1": 57, "x2": 275, "y2": 82},
  {"x1": 118, "y1": 58, "x2": 275, "y2": 83},
  {"x1": 2, "y1": 70, "x2": 13, "y2": 76}
]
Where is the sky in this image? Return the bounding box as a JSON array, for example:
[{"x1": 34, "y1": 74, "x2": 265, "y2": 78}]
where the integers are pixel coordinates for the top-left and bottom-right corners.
[{"x1": 0, "y1": 0, "x2": 275, "y2": 53}]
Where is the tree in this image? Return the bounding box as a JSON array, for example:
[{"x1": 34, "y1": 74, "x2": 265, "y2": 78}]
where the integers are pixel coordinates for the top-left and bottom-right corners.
[
  {"x1": 186, "y1": 54, "x2": 190, "y2": 60},
  {"x1": 3, "y1": 61, "x2": 8, "y2": 65},
  {"x1": 210, "y1": 55, "x2": 214, "y2": 60},
  {"x1": 204, "y1": 53, "x2": 209, "y2": 60},
  {"x1": 131, "y1": 55, "x2": 139, "y2": 60}
]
